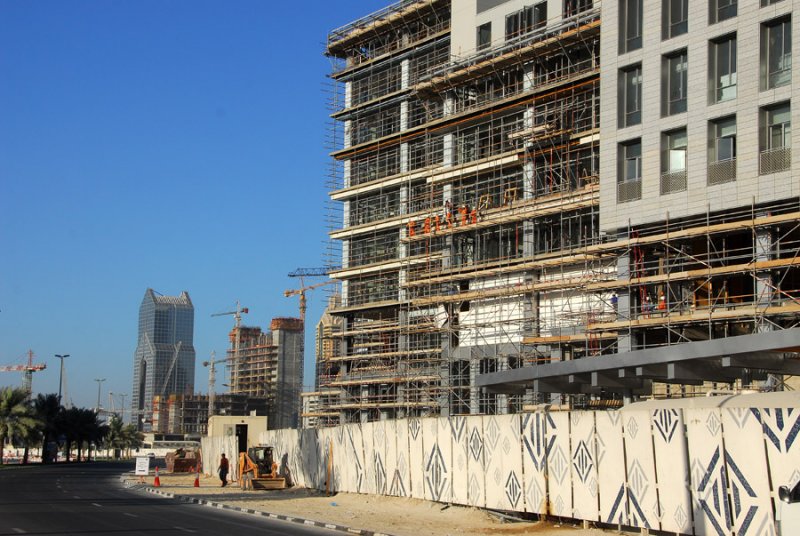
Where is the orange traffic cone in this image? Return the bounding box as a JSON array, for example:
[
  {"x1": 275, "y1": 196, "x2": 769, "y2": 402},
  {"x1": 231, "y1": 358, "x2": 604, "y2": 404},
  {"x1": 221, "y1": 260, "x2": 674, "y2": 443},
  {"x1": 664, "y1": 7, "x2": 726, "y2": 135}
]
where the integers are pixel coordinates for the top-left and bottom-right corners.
[
  {"x1": 194, "y1": 468, "x2": 200, "y2": 488},
  {"x1": 154, "y1": 466, "x2": 161, "y2": 487}
]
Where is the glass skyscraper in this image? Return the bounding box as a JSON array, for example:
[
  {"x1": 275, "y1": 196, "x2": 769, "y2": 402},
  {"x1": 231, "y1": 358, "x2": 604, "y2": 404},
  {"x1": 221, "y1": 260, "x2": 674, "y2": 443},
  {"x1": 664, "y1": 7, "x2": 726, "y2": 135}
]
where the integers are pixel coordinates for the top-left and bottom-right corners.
[{"x1": 131, "y1": 289, "x2": 195, "y2": 431}]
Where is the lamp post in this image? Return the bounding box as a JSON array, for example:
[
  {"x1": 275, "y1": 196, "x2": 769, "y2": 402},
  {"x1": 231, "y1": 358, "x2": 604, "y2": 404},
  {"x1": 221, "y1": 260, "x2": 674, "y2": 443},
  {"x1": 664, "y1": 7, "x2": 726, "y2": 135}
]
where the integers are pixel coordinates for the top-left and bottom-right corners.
[
  {"x1": 54, "y1": 354, "x2": 69, "y2": 406},
  {"x1": 94, "y1": 378, "x2": 106, "y2": 413}
]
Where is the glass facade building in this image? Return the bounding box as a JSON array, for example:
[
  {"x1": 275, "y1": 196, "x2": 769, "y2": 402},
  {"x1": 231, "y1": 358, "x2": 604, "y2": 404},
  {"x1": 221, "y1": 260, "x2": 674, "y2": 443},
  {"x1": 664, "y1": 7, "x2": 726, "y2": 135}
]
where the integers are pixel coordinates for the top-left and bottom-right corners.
[{"x1": 131, "y1": 289, "x2": 196, "y2": 431}]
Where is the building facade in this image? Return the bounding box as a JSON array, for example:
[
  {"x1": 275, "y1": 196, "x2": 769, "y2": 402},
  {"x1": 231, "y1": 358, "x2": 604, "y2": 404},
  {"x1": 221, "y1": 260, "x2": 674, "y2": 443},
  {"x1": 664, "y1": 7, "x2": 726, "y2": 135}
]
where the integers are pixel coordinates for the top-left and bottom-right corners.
[
  {"x1": 132, "y1": 289, "x2": 196, "y2": 431},
  {"x1": 320, "y1": 0, "x2": 800, "y2": 425}
]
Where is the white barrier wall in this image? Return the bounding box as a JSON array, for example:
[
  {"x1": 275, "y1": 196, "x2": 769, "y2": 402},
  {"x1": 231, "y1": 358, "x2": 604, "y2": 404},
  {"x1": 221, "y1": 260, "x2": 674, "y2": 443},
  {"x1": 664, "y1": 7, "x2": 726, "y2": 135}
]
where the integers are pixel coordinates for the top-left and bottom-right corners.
[{"x1": 258, "y1": 393, "x2": 800, "y2": 536}]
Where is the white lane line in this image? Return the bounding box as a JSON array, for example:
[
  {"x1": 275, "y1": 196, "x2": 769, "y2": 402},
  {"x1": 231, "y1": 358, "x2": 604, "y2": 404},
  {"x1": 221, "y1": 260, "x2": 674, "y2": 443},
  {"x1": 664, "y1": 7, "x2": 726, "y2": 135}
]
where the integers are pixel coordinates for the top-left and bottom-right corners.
[
  {"x1": 173, "y1": 527, "x2": 196, "y2": 533},
  {"x1": 91, "y1": 503, "x2": 102, "y2": 507},
  {"x1": 12, "y1": 529, "x2": 26, "y2": 534},
  {"x1": 72, "y1": 496, "x2": 81, "y2": 499},
  {"x1": 124, "y1": 512, "x2": 138, "y2": 518}
]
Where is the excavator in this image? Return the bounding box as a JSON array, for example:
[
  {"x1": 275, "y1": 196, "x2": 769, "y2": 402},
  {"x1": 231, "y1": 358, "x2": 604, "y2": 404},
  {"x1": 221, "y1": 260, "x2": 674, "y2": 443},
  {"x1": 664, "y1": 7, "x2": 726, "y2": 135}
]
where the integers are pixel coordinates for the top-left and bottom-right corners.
[{"x1": 238, "y1": 446, "x2": 286, "y2": 490}]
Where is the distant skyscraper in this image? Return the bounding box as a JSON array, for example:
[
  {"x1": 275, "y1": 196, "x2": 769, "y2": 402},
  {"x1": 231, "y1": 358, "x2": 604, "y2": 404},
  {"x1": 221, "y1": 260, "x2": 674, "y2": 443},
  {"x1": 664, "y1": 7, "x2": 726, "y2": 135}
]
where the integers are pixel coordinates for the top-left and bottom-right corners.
[{"x1": 132, "y1": 289, "x2": 196, "y2": 431}]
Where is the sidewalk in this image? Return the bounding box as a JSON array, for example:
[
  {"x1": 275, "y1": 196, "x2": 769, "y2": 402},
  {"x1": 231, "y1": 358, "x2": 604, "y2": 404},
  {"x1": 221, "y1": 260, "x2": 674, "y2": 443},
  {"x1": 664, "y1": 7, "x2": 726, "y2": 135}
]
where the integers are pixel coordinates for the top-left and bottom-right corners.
[{"x1": 121, "y1": 471, "x2": 627, "y2": 536}]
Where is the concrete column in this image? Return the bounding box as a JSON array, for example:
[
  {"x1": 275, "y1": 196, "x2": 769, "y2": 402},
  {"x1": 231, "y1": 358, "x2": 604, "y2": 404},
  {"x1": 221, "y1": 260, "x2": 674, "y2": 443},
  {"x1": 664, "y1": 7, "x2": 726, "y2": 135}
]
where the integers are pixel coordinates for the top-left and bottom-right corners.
[
  {"x1": 469, "y1": 357, "x2": 480, "y2": 414},
  {"x1": 401, "y1": 59, "x2": 410, "y2": 90},
  {"x1": 343, "y1": 200, "x2": 350, "y2": 229},
  {"x1": 341, "y1": 240, "x2": 350, "y2": 269},
  {"x1": 497, "y1": 356, "x2": 509, "y2": 414},
  {"x1": 344, "y1": 120, "x2": 352, "y2": 149},
  {"x1": 400, "y1": 101, "x2": 409, "y2": 132},
  {"x1": 755, "y1": 226, "x2": 775, "y2": 332},
  {"x1": 443, "y1": 133, "x2": 454, "y2": 168},
  {"x1": 345, "y1": 80, "x2": 352, "y2": 109},
  {"x1": 616, "y1": 250, "x2": 633, "y2": 352},
  {"x1": 343, "y1": 159, "x2": 351, "y2": 189}
]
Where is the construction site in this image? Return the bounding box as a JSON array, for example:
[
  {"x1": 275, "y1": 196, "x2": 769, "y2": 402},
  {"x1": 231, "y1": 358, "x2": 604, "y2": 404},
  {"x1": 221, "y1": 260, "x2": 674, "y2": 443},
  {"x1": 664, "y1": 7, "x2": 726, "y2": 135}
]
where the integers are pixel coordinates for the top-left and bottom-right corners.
[{"x1": 312, "y1": 0, "x2": 800, "y2": 426}]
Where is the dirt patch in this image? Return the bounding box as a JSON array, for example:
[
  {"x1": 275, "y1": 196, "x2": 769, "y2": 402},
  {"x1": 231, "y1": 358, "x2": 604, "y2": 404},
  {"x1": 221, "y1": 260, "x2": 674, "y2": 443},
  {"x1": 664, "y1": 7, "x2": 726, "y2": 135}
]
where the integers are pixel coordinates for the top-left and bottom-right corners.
[{"x1": 125, "y1": 472, "x2": 624, "y2": 536}]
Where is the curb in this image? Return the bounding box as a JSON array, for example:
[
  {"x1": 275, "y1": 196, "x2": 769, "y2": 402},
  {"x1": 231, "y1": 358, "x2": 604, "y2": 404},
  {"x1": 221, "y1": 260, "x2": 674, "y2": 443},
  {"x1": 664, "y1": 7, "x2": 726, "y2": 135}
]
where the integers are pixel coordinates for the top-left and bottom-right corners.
[{"x1": 120, "y1": 476, "x2": 394, "y2": 536}]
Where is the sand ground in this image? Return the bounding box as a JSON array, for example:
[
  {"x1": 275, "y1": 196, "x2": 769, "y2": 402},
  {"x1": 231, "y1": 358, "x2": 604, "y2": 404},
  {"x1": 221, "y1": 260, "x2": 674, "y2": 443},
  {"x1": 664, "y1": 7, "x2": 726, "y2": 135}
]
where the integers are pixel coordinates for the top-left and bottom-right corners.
[{"x1": 124, "y1": 472, "x2": 632, "y2": 536}]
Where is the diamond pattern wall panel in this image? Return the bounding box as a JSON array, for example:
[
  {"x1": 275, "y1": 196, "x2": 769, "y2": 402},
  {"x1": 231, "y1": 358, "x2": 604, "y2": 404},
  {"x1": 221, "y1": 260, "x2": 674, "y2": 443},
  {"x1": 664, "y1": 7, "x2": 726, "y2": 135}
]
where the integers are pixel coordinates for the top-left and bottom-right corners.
[
  {"x1": 687, "y1": 408, "x2": 733, "y2": 536},
  {"x1": 651, "y1": 408, "x2": 692, "y2": 535},
  {"x1": 484, "y1": 415, "x2": 523, "y2": 511},
  {"x1": 361, "y1": 422, "x2": 378, "y2": 495},
  {"x1": 408, "y1": 418, "x2": 426, "y2": 499},
  {"x1": 571, "y1": 411, "x2": 599, "y2": 521},
  {"x1": 521, "y1": 412, "x2": 549, "y2": 514},
  {"x1": 622, "y1": 411, "x2": 659, "y2": 530},
  {"x1": 450, "y1": 416, "x2": 470, "y2": 506},
  {"x1": 596, "y1": 410, "x2": 628, "y2": 525},
  {"x1": 547, "y1": 411, "x2": 573, "y2": 517},
  {"x1": 722, "y1": 407, "x2": 776, "y2": 536},
  {"x1": 466, "y1": 415, "x2": 486, "y2": 507},
  {"x1": 386, "y1": 419, "x2": 407, "y2": 497}
]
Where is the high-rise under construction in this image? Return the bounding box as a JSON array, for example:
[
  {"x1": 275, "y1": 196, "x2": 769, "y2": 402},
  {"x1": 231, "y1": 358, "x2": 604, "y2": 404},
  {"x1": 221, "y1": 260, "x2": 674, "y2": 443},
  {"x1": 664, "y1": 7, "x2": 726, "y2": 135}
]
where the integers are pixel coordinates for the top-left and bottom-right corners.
[{"x1": 318, "y1": 0, "x2": 800, "y2": 426}]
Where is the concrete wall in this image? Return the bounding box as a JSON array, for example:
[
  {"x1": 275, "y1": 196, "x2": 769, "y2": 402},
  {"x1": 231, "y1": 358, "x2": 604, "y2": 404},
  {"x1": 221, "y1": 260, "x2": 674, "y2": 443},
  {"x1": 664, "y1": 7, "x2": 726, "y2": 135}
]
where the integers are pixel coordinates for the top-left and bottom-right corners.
[{"x1": 260, "y1": 392, "x2": 800, "y2": 535}]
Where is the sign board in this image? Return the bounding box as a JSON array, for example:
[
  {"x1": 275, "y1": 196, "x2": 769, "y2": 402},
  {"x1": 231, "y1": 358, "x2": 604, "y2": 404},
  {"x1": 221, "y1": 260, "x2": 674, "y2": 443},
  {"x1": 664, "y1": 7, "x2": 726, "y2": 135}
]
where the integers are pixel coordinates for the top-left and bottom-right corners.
[{"x1": 135, "y1": 456, "x2": 150, "y2": 476}]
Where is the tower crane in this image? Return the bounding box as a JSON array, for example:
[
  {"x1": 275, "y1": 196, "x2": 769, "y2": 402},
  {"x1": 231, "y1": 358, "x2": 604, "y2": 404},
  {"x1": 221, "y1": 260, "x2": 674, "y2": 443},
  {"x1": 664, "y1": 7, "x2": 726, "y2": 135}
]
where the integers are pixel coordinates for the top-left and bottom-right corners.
[
  {"x1": 202, "y1": 351, "x2": 229, "y2": 417},
  {"x1": 0, "y1": 350, "x2": 46, "y2": 396},
  {"x1": 212, "y1": 301, "x2": 248, "y2": 393},
  {"x1": 286, "y1": 267, "x2": 338, "y2": 323},
  {"x1": 284, "y1": 280, "x2": 336, "y2": 322}
]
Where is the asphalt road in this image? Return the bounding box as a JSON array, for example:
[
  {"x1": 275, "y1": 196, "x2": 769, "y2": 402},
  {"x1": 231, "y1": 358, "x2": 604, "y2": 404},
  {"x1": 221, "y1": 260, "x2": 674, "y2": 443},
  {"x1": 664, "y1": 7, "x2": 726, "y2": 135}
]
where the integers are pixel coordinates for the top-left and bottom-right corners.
[{"x1": 0, "y1": 461, "x2": 337, "y2": 536}]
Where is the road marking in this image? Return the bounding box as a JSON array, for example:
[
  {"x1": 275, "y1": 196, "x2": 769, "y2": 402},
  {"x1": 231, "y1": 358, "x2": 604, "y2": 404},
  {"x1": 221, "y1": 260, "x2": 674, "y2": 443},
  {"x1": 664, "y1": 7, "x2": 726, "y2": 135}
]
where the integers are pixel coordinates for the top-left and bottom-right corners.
[
  {"x1": 91, "y1": 503, "x2": 102, "y2": 508},
  {"x1": 173, "y1": 527, "x2": 196, "y2": 533},
  {"x1": 12, "y1": 529, "x2": 26, "y2": 534},
  {"x1": 73, "y1": 496, "x2": 81, "y2": 499},
  {"x1": 124, "y1": 513, "x2": 138, "y2": 518}
]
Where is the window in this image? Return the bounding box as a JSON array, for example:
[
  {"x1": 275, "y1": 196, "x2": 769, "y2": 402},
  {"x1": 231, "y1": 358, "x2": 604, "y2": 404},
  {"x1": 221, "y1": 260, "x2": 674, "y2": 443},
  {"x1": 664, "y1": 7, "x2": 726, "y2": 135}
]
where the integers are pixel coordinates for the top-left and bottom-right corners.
[
  {"x1": 661, "y1": 128, "x2": 687, "y2": 194},
  {"x1": 663, "y1": 0, "x2": 688, "y2": 39},
  {"x1": 761, "y1": 0, "x2": 785, "y2": 6},
  {"x1": 505, "y1": 3, "x2": 547, "y2": 40},
  {"x1": 710, "y1": 34, "x2": 737, "y2": 103},
  {"x1": 708, "y1": 116, "x2": 736, "y2": 184},
  {"x1": 762, "y1": 17, "x2": 791, "y2": 89},
  {"x1": 620, "y1": 0, "x2": 642, "y2": 53},
  {"x1": 477, "y1": 22, "x2": 492, "y2": 51},
  {"x1": 710, "y1": 0, "x2": 737, "y2": 24},
  {"x1": 618, "y1": 140, "x2": 642, "y2": 202},
  {"x1": 564, "y1": 0, "x2": 593, "y2": 17},
  {"x1": 760, "y1": 102, "x2": 791, "y2": 174},
  {"x1": 664, "y1": 50, "x2": 688, "y2": 115},
  {"x1": 620, "y1": 64, "x2": 642, "y2": 127}
]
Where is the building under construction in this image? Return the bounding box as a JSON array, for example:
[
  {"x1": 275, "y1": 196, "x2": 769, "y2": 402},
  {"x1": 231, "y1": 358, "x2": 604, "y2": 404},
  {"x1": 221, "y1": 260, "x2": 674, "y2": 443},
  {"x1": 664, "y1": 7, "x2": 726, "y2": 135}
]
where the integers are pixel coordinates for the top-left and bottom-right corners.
[
  {"x1": 225, "y1": 318, "x2": 304, "y2": 429},
  {"x1": 319, "y1": 0, "x2": 800, "y2": 426},
  {"x1": 151, "y1": 393, "x2": 268, "y2": 436}
]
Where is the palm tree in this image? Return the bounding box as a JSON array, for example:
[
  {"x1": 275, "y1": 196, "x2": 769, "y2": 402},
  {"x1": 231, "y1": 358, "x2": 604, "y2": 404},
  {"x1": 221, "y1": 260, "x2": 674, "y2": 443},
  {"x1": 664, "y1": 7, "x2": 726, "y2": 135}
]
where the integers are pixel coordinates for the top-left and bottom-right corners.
[
  {"x1": 0, "y1": 387, "x2": 39, "y2": 465},
  {"x1": 122, "y1": 423, "x2": 144, "y2": 458},
  {"x1": 33, "y1": 394, "x2": 62, "y2": 463},
  {"x1": 104, "y1": 414, "x2": 125, "y2": 459}
]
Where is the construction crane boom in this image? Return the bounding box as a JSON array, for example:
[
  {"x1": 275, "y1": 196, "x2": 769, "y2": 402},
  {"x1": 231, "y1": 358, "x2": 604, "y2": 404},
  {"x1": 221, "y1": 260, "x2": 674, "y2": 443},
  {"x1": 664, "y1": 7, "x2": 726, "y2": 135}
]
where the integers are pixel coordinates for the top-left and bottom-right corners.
[
  {"x1": 212, "y1": 301, "x2": 248, "y2": 393},
  {"x1": 288, "y1": 267, "x2": 338, "y2": 278},
  {"x1": 284, "y1": 280, "x2": 335, "y2": 322},
  {"x1": 202, "y1": 351, "x2": 230, "y2": 417},
  {"x1": 0, "y1": 350, "x2": 46, "y2": 396}
]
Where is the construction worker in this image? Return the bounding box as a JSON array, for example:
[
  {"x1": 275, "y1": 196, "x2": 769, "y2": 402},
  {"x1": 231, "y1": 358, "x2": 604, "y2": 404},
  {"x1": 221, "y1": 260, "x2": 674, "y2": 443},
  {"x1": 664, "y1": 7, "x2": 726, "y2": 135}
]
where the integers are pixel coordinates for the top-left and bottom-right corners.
[{"x1": 218, "y1": 453, "x2": 229, "y2": 487}]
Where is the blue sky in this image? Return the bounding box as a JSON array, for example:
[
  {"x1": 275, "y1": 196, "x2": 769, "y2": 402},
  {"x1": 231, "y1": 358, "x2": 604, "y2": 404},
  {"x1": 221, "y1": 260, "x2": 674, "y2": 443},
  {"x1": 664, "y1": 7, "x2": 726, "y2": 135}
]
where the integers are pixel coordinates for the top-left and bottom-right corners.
[{"x1": 0, "y1": 0, "x2": 383, "y2": 413}]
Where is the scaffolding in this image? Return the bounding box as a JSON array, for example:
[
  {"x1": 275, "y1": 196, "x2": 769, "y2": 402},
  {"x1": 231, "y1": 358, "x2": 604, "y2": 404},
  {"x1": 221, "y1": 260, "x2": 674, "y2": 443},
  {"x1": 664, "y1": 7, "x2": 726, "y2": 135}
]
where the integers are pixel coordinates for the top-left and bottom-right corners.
[{"x1": 319, "y1": 0, "x2": 800, "y2": 425}]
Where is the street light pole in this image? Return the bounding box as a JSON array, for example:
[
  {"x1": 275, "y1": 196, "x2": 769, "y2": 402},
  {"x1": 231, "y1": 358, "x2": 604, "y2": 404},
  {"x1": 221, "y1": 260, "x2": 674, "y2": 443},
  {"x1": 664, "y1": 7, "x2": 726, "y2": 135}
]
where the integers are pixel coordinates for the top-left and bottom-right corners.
[
  {"x1": 94, "y1": 378, "x2": 106, "y2": 413},
  {"x1": 54, "y1": 354, "x2": 69, "y2": 406}
]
